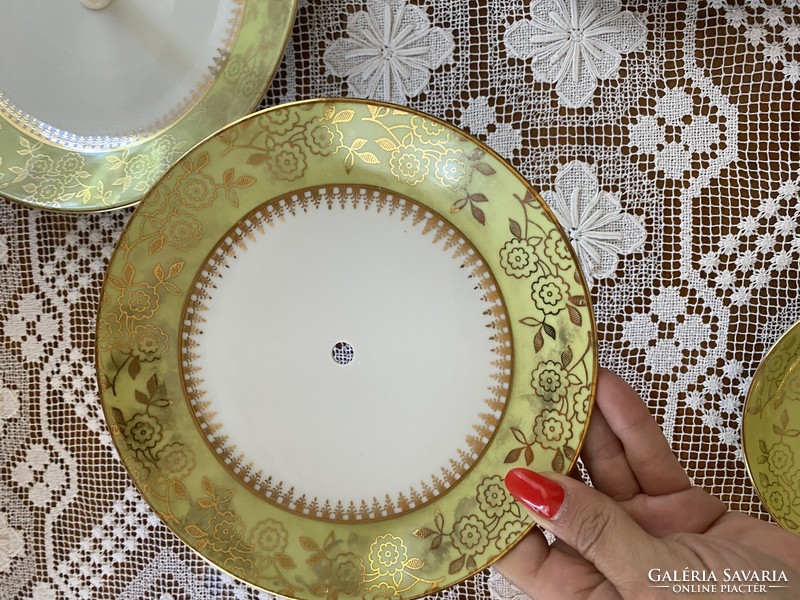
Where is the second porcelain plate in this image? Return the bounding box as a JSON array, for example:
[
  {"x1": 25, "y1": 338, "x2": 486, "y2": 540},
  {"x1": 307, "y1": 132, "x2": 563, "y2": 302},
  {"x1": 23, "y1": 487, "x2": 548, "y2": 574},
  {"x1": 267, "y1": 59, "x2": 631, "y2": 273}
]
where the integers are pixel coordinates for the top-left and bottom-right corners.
[
  {"x1": 0, "y1": 0, "x2": 295, "y2": 211},
  {"x1": 744, "y1": 321, "x2": 800, "y2": 535},
  {"x1": 96, "y1": 99, "x2": 598, "y2": 597}
]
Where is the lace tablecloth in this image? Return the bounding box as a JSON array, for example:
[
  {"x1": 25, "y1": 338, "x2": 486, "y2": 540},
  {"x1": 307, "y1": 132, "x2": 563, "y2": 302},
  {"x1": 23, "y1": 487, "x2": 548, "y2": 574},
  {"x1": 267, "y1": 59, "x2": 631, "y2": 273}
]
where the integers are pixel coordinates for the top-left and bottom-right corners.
[{"x1": 1, "y1": 1, "x2": 797, "y2": 598}]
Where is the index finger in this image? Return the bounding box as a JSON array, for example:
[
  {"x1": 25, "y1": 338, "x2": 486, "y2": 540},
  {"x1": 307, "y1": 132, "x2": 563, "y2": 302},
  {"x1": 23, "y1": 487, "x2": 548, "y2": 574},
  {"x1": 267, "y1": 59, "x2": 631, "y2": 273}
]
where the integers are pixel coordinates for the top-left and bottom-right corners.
[{"x1": 584, "y1": 369, "x2": 689, "y2": 497}]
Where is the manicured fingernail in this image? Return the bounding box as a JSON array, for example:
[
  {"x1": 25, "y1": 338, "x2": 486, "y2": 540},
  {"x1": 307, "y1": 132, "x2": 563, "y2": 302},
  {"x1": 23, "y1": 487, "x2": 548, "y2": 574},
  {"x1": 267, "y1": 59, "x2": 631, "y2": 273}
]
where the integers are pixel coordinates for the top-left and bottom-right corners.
[{"x1": 504, "y1": 468, "x2": 564, "y2": 520}]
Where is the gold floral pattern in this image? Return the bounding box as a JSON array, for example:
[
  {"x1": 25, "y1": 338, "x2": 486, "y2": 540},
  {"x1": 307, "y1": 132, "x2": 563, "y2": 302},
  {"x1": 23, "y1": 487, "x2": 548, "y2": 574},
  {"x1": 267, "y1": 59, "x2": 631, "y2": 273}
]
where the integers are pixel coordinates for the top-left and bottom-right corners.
[
  {"x1": 476, "y1": 475, "x2": 515, "y2": 520},
  {"x1": 97, "y1": 99, "x2": 595, "y2": 598},
  {"x1": 530, "y1": 360, "x2": 573, "y2": 404},
  {"x1": 450, "y1": 515, "x2": 490, "y2": 556},
  {"x1": 129, "y1": 324, "x2": 168, "y2": 363},
  {"x1": 533, "y1": 409, "x2": 573, "y2": 451},
  {"x1": 530, "y1": 274, "x2": 570, "y2": 316},
  {"x1": 157, "y1": 443, "x2": 194, "y2": 480},
  {"x1": 125, "y1": 413, "x2": 163, "y2": 452},
  {"x1": 499, "y1": 238, "x2": 539, "y2": 278},
  {"x1": 390, "y1": 145, "x2": 430, "y2": 184},
  {"x1": 249, "y1": 519, "x2": 288, "y2": 556},
  {"x1": 369, "y1": 535, "x2": 408, "y2": 576}
]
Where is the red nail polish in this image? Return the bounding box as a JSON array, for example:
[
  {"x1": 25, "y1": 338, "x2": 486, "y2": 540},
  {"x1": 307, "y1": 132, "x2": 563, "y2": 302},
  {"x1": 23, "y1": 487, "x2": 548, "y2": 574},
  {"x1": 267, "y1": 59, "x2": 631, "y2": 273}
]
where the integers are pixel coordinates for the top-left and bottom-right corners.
[{"x1": 504, "y1": 468, "x2": 564, "y2": 520}]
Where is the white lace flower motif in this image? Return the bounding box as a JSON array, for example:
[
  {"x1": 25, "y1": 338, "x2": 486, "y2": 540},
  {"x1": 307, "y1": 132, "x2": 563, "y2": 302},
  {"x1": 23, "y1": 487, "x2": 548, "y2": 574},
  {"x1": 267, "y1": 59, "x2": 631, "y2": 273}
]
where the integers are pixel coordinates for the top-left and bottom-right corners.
[
  {"x1": 0, "y1": 511, "x2": 24, "y2": 573},
  {"x1": 323, "y1": 0, "x2": 455, "y2": 104},
  {"x1": 1, "y1": 292, "x2": 61, "y2": 363},
  {"x1": 542, "y1": 161, "x2": 645, "y2": 285},
  {"x1": 459, "y1": 96, "x2": 523, "y2": 156},
  {"x1": 503, "y1": 0, "x2": 647, "y2": 108},
  {"x1": 628, "y1": 87, "x2": 723, "y2": 179},
  {"x1": 10, "y1": 444, "x2": 68, "y2": 508},
  {"x1": 0, "y1": 381, "x2": 19, "y2": 424},
  {"x1": 621, "y1": 287, "x2": 715, "y2": 376}
]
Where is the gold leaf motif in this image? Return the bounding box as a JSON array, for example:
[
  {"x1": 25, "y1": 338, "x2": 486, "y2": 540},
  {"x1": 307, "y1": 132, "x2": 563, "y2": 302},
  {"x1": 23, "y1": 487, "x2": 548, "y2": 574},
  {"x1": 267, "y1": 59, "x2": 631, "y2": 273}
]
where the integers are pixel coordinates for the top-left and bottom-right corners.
[
  {"x1": 185, "y1": 524, "x2": 207, "y2": 538},
  {"x1": 202, "y1": 477, "x2": 216, "y2": 497},
  {"x1": 168, "y1": 261, "x2": 184, "y2": 279},
  {"x1": 377, "y1": 137, "x2": 399, "y2": 151},
  {"x1": 300, "y1": 536, "x2": 319, "y2": 551},
  {"x1": 235, "y1": 176, "x2": 256, "y2": 188},
  {"x1": 358, "y1": 152, "x2": 380, "y2": 165},
  {"x1": 332, "y1": 109, "x2": 355, "y2": 124},
  {"x1": 107, "y1": 275, "x2": 126, "y2": 291},
  {"x1": 148, "y1": 236, "x2": 164, "y2": 256},
  {"x1": 195, "y1": 151, "x2": 210, "y2": 171},
  {"x1": 123, "y1": 263, "x2": 135, "y2": 285}
]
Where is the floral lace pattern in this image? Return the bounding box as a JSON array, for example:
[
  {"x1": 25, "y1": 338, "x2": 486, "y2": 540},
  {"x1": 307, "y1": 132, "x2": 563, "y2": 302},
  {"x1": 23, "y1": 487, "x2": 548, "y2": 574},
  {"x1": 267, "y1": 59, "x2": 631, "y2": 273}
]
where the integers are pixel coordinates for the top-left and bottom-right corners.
[
  {"x1": 541, "y1": 160, "x2": 645, "y2": 285},
  {"x1": 1, "y1": 1, "x2": 797, "y2": 598},
  {"x1": 712, "y1": 0, "x2": 800, "y2": 83},
  {"x1": 503, "y1": 0, "x2": 647, "y2": 107},
  {"x1": 323, "y1": 0, "x2": 455, "y2": 103}
]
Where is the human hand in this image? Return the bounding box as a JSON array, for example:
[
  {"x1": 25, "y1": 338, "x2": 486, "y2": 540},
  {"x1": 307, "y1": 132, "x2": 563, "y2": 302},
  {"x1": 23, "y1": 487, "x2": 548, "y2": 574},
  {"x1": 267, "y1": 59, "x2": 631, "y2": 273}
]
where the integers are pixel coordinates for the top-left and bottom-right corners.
[{"x1": 495, "y1": 368, "x2": 800, "y2": 599}]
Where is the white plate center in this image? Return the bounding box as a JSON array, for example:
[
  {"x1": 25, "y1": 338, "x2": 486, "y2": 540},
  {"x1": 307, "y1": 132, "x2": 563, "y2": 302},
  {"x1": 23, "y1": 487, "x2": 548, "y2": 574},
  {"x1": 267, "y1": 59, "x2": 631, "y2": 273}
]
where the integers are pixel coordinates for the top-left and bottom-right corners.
[{"x1": 184, "y1": 187, "x2": 510, "y2": 520}]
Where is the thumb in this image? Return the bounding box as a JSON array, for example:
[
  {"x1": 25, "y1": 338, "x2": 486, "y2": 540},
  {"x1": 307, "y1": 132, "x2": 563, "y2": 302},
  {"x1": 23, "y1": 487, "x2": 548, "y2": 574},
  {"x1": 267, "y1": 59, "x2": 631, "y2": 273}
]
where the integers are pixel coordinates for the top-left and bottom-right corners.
[{"x1": 505, "y1": 468, "x2": 664, "y2": 587}]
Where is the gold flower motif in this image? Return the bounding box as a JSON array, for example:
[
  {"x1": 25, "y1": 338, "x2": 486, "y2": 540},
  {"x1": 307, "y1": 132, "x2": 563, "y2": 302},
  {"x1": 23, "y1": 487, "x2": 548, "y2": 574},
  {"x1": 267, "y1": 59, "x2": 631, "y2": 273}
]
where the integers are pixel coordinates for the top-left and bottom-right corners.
[
  {"x1": 494, "y1": 520, "x2": 526, "y2": 551},
  {"x1": 125, "y1": 412, "x2": 163, "y2": 452},
  {"x1": 573, "y1": 385, "x2": 592, "y2": 423},
  {"x1": 177, "y1": 172, "x2": 219, "y2": 209},
  {"x1": 223, "y1": 555, "x2": 255, "y2": 580},
  {"x1": 390, "y1": 145, "x2": 429, "y2": 185},
  {"x1": 249, "y1": 518, "x2": 288, "y2": 557},
  {"x1": 530, "y1": 360, "x2": 571, "y2": 404},
  {"x1": 499, "y1": 238, "x2": 539, "y2": 278},
  {"x1": 477, "y1": 475, "x2": 514, "y2": 520},
  {"x1": 767, "y1": 442, "x2": 795, "y2": 478},
  {"x1": 162, "y1": 209, "x2": 202, "y2": 250},
  {"x1": 303, "y1": 119, "x2": 342, "y2": 156},
  {"x1": 157, "y1": 442, "x2": 194, "y2": 480},
  {"x1": 329, "y1": 552, "x2": 362, "y2": 595},
  {"x1": 25, "y1": 154, "x2": 55, "y2": 179},
  {"x1": 96, "y1": 315, "x2": 126, "y2": 353},
  {"x1": 451, "y1": 514, "x2": 490, "y2": 556},
  {"x1": 364, "y1": 582, "x2": 402, "y2": 600},
  {"x1": 208, "y1": 511, "x2": 245, "y2": 551},
  {"x1": 125, "y1": 154, "x2": 152, "y2": 180},
  {"x1": 543, "y1": 229, "x2": 574, "y2": 271},
  {"x1": 35, "y1": 180, "x2": 66, "y2": 203},
  {"x1": 129, "y1": 324, "x2": 168, "y2": 362},
  {"x1": 368, "y1": 534, "x2": 407, "y2": 576},
  {"x1": 533, "y1": 408, "x2": 572, "y2": 450},
  {"x1": 151, "y1": 135, "x2": 179, "y2": 159},
  {"x1": 411, "y1": 115, "x2": 445, "y2": 143},
  {"x1": 56, "y1": 153, "x2": 85, "y2": 175},
  {"x1": 268, "y1": 141, "x2": 307, "y2": 181},
  {"x1": 433, "y1": 149, "x2": 468, "y2": 189},
  {"x1": 118, "y1": 282, "x2": 160, "y2": 321},
  {"x1": 764, "y1": 482, "x2": 794, "y2": 518},
  {"x1": 263, "y1": 110, "x2": 300, "y2": 135},
  {"x1": 140, "y1": 186, "x2": 175, "y2": 218},
  {"x1": 530, "y1": 274, "x2": 569, "y2": 315}
]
